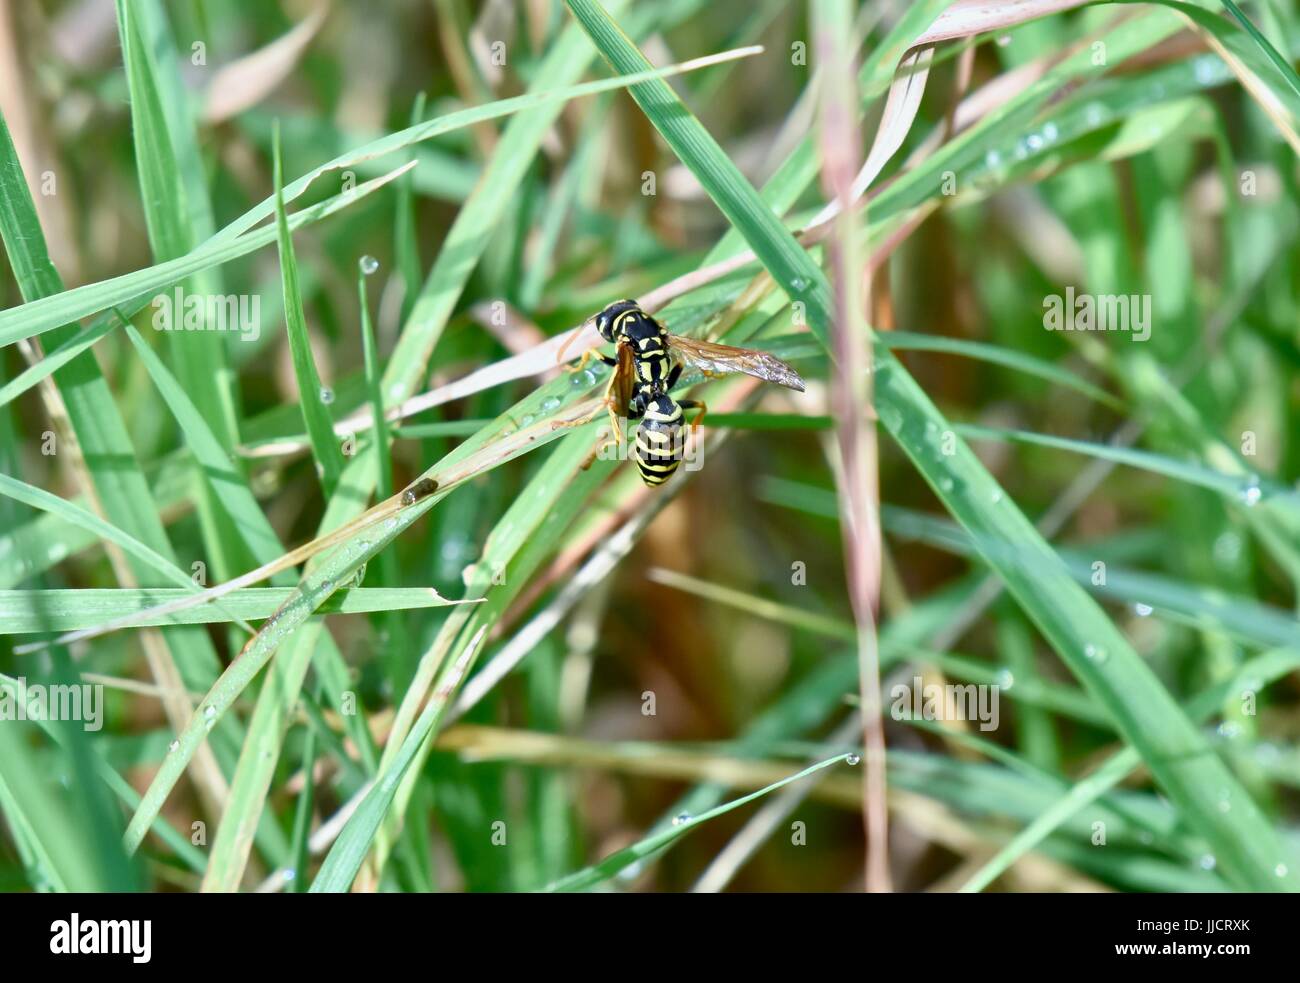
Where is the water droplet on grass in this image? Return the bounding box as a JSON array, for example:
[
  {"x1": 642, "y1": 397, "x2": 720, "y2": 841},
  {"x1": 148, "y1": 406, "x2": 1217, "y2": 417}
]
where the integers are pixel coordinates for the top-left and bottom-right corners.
[
  {"x1": 360, "y1": 255, "x2": 379, "y2": 275},
  {"x1": 169, "y1": 739, "x2": 180, "y2": 752},
  {"x1": 1134, "y1": 602, "x2": 1153, "y2": 617},
  {"x1": 1238, "y1": 477, "x2": 1262, "y2": 507},
  {"x1": 1199, "y1": 854, "x2": 1216, "y2": 871},
  {"x1": 1084, "y1": 643, "x2": 1108, "y2": 664},
  {"x1": 672, "y1": 812, "x2": 692, "y2": 826},
  {"x1": 845, "y1": 753, "x2": 861, "y2": 766},
  {"x1": 1084, "y1": 103, "x2": 1108, "y2": 128},
  {"x1": 319, "y1": 386, "x2": 335, "y2": 405},
  {"x1": 541, "y1": 396, "x2": 561, "y2": 412}
]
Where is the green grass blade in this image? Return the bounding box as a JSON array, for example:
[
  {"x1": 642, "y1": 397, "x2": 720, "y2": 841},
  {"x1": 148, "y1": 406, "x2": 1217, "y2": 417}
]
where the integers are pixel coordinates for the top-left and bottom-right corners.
[
  {"x1": 272, "y1": 122, "x2": 345, "y2": 496},
  {"x1": 543, "y1": 753, "x2": 856, "y2": 892},
  {"x1": 0, "y1": 587, "x2": 468, "y2": 631}
]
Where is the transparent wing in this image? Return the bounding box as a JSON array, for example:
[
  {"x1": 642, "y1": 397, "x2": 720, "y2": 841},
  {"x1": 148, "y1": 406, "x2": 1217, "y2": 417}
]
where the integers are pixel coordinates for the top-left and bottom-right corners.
[{"x1": 666, "y1": 334, "x2": 805, "y2": 392}]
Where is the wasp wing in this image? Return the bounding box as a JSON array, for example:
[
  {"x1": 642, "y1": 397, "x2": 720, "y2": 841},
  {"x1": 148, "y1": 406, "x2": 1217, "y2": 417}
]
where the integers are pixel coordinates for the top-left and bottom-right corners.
[
  {"x1": 666, "y1": 334, "x2": 806, "y2": 392},
  {"x1": 604, "y1": 340, "x2": 638, "y2": 435}
]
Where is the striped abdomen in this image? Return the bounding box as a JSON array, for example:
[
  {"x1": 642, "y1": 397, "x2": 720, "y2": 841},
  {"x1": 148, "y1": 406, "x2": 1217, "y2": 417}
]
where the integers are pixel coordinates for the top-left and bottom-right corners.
[{"x1": 633, "y1": 395, "x2": 684, "y2": 486}]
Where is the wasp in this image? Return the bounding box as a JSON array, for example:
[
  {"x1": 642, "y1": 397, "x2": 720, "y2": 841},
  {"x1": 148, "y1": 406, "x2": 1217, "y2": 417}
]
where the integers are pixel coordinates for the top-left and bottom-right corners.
[{"x1": 561, "y1": 299, "x2": 805, "y2": 486}]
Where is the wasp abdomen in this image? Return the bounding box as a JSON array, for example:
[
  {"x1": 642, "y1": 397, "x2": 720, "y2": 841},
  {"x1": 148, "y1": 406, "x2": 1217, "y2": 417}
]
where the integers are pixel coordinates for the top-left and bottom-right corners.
[{"x1": 633, "y1": 395, "x2": 684, "y2": 486}]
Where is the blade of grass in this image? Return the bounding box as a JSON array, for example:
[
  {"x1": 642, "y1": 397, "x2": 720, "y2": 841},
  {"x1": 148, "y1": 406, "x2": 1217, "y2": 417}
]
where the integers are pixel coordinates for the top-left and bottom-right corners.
[
  {"x1": 0, "y1": 587, "x2": 469, "y2": 631},
  {"x1": 273, "y1": 121, "x2": 345, "y2": 496},
  {"x1": 542, "y1": 753, "x2": 857, "y2": 892}
]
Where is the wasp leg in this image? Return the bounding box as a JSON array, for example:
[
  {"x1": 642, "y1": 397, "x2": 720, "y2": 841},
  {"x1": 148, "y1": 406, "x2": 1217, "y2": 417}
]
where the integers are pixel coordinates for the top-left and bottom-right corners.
[
  {"x1": 678, "y1": 399, "x2": 708, "y2": 434},
  {"x1": 550, "y1": 403, "x2": 605, "y2": 431},
  {"x1": 564, "y1": 347, "x2": 617, "y2": 374},
  {"x1": 665, "y1": 362, "x2": 683, "y2": 390}
]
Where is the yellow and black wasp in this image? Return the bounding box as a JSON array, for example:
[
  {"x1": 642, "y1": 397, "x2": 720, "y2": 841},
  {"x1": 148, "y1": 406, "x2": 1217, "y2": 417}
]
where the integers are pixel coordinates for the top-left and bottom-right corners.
[{"x1": 565, "y1": 299, "x2": 805, "y2": 486}]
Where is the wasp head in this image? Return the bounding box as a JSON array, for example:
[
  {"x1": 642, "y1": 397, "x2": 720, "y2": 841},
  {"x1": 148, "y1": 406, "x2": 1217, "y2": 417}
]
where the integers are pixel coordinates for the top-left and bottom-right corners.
[{"x1": 594, "y1": 299, "x2": 641, "y2": 343}]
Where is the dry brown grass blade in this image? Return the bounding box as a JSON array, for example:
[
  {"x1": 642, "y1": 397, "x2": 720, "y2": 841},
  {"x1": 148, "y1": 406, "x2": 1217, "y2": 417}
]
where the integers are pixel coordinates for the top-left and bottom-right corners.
[
  {"x1": 815, "y1": 0, "x2": 888, "y2": 894},
  {"x1": 203, "y1": 2, "x2": 330, "y2": 123}
]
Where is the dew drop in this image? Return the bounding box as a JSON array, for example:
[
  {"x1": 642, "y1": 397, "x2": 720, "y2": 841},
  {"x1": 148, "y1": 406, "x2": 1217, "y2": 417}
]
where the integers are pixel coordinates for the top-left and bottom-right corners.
[
  {"x1": 1026, "y1": 133, "x2": 1044, "y2": 152},
  {"x1": 359, "y1": 255, "x2": 379, "y2": 275},
  {"x1": 204, "y1": 705, "x2": 216, "y2": 720},
  {"x1": 541, "y1": 396, "x2": 561, "y2": 412},
  {"x1": 618, "y1": 860, "x2": 645, "y2": 881},
  {"x1": 996, "y1": 669, "x2": 1015, "y2": 690},
  {"x1": 1133, "y1": 602, "x2": 1153, "y2": 617},
  {"x1": 520, "y1": 414, "x2": 535, "y2": 427},
  {"x1": 320, "y1": 578, "x2": 334, "y2": 594},
  {"x1": 1084, "y1": 103, "x2": 1108, "y2": 128},
  {"x1": 282, "y1": 868, "x2": 296, "y2": 882},
  {"x1": 984, "y1": 149, "x2": 1002, "y2": 170},
  {"x1": 990, "y1": 489, "x2": 1003, "y2": 504},
  {"x1": 1084, "y1": 643, "x2": 1108, "y2": 664},
  {"x1": 938, "y1": 476, "x2": 954, "y2": 493},
  {"x1": 996, "y1": 34, "x2": 1011, "y2": 46},
  {"x1": 672, "y1": 812, "x2": 692, "y2": 826},
  {"x1": 319, "y1": 386, "x2": 335, "y2": 405},
  {"x1": 1042, "y1": 121, "x2": 1059, "y2": 142},
  {"x1": 1213, "y1": 531, "x2": 1243, "y2": 566},
  {"x1": 1193, "y1": 55, "x2": 1222, "y2": 86},
  {"x1": 789, "y1": 277, "x2": 807, "y2": 293},
  {"x1": 168, "y1": 739, "x2": 180, "y2": 752},
  {"x1": 1217, "y1": 721, "x2": 1241, "y2": 739},
  {"x1": 845, "y1": 753, "x2": 861, "y2": 766},
  {"x1": 1199, "y1": 853, "x2": 1217, "y2": 871},
  {"x1": 1276, "y1": 863, "x2": 1289, "y2": 878},
  {"x1": 1238, "y1": 476, "x2": 1262, "y2": 507}
]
